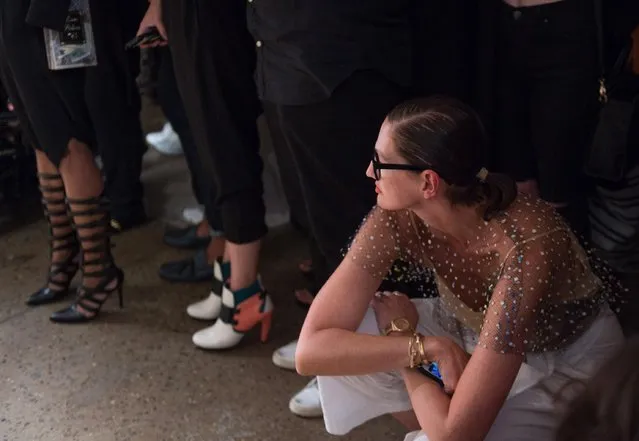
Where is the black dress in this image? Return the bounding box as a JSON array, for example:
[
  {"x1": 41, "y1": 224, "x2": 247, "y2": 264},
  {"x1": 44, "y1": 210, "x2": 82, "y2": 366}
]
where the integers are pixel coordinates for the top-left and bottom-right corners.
[{"x1": 0, "y1": 0, "x2": 94, "y2": 167}]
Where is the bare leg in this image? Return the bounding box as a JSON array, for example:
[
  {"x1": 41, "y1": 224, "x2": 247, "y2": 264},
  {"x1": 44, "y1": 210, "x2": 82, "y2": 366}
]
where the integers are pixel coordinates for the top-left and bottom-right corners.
[
  {"x1": 294, "y1": 289, "x2": 314, "y2": 306},
  {"x1": 58, "y1": 139, "x2": 103, "y2": 198},
  {"x1": 392, "y1": 411, "x2": 421, "y2": 431},
  {"x1": 206, "y1": 236, "x2": 226, "y2": 264},
  {"x1": 226, "y1": 240, "x2": 260, "y2": 291},
  {"x1": 196, "y1": 219, "x2": 210, "y2": 237},
  {"x1": 299, "y1": 259, "x2": 313, "y2": 274}
]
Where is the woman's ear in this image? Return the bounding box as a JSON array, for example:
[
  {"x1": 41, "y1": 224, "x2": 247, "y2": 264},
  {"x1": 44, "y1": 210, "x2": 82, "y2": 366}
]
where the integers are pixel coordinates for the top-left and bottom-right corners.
[{"x1": 420, "y1": 170, "x2": 440, "y2": 199}]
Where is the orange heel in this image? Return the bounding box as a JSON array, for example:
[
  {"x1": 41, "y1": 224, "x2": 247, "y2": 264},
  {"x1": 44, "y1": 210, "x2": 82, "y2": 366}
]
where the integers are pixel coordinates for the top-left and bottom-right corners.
[{"x1": 260, "y1": 311, "x2": 273, "y2": 343}]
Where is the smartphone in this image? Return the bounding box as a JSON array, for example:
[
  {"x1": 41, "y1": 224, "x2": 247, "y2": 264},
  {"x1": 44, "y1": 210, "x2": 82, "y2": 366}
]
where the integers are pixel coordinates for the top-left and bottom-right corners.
[
  {"x1": 125, "y1": 27, "x2": 164, "y2": 50},
  {"x1": 417, "y1": 362, "x2": 444, "y2": 388}
]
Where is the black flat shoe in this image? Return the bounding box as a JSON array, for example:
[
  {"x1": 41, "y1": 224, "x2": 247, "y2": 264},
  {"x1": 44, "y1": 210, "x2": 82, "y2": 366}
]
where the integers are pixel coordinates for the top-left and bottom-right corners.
[
  {"x1": 163, "y1": 225, "x2": 210, "y2": 249},
  {"x1": 158, "y1": 248, "x2": 213, "y2": 283}
]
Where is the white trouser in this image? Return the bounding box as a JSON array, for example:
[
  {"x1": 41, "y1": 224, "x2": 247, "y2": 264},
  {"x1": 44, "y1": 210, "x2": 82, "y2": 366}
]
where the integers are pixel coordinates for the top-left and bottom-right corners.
[{"x1": 317, "y1": 299, "x2": 624, "y2": 441}]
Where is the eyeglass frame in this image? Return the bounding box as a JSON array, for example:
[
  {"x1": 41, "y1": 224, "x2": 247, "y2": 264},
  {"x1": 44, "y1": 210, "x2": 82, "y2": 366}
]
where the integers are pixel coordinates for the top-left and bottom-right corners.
[{"x1": 371, "y1": 151, "x2": 426, "y2": 181}]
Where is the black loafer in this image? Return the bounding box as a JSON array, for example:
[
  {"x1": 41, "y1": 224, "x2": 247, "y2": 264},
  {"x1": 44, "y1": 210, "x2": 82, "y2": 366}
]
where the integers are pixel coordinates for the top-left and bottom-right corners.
[
  {"x1": 163, "y1": 225, "x2": 211, "y2": 249},
  {"x1": 158, "y1": 249, "x2": 213, "y2": 283}
]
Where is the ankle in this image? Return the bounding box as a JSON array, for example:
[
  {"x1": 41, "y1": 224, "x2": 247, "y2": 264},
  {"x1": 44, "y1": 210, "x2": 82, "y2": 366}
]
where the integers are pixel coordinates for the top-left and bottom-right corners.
[
  {"x1": 206, "y1": 236, "x2": 226, "y2": 263},
  {"x1": 196, "y1": 220, "x2": 210, "y2": 238}
]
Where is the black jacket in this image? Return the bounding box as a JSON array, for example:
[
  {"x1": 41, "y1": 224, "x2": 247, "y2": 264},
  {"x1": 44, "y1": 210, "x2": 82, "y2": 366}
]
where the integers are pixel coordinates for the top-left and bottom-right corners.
[{"x1": 26, "y1": 0, "x2": 71, "y2": 31}]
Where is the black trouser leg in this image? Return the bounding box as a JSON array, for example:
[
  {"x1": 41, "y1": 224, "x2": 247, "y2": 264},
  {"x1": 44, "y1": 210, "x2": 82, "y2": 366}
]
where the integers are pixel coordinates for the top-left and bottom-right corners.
[
  {"x1": 262, "y1": 101, "x2": 308, "y2": 234},
  {"x1": 269, "y1": 70, "x2": 406, "y2": 278},
  {"x1": 163, "y1": 0, "x2": 265, "y2": 243},
  {"x1": 85, "y1": 0, "x2": 147, "y2": 223},
  {"x1": 495, "y1": 0, "x2": 598, "y2": 237},
  {"x1": 156, "y1": 47, "x2": 221, "y2": 230}
]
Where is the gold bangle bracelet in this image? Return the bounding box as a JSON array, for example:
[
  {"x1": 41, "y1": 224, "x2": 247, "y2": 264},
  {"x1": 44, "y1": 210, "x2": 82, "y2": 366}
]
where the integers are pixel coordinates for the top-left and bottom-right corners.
[
  {"x1": 417, "y1": 335, "x2": 426, "y2": 361},
  {"x1": 408, "y1": 333, "x2": 424, "y2": 368}
]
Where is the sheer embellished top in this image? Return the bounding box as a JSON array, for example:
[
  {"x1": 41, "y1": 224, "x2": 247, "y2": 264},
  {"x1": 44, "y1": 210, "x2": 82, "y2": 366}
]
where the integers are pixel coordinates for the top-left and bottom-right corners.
[{"x1": 348, "y1": 196, "x2": 611, "y2": 355}]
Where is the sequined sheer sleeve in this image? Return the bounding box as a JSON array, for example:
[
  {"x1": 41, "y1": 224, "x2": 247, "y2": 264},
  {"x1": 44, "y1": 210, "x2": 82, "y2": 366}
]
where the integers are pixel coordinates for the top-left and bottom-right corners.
[
  {"x1": 478, "y1": 228, "x2": 597, "y2": 355},
  {"x1": 346, "y1": 206, "x2": 406, "y2": 280}
]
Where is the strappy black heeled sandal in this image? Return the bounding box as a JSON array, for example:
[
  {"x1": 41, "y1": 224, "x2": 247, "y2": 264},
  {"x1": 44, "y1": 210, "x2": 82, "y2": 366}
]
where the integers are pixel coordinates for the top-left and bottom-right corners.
[
  {"x1": 50, "y1": 196, "x2": 124, "y2": 323},
  {"x1": 27, "y1": 173, "x2": 80, "y2": 306}
]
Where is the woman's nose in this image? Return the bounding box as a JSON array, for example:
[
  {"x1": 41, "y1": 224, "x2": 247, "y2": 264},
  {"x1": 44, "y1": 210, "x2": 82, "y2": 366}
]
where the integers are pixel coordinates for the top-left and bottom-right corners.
[{"x1": 365, "y1": 162, "x2": 374, "y2": 179}]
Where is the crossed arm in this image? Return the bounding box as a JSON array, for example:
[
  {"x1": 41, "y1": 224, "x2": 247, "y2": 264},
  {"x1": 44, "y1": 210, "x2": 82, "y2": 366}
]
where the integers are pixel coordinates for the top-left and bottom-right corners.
[{"x1": 297, "y1": 252, "x2": 542, "y2": 441}]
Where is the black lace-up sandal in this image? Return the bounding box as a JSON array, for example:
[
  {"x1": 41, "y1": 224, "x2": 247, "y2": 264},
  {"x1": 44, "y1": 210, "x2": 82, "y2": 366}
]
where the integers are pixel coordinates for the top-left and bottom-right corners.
[
  {"x1": 27, "y1": 173, "x2": 79, "y2": 306},
  {"x1": 50, "y1": 196, "x2": 124, "y2": 323}
]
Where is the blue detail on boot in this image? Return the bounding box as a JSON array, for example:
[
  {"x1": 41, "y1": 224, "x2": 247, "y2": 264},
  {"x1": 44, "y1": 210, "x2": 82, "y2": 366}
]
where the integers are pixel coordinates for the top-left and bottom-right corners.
[
  {"x1": 232, "y1": 280, "x2": 262, "y2": 305},
  {"x1": 220, "y1": 261, "x2": 231, "y2": 281}
]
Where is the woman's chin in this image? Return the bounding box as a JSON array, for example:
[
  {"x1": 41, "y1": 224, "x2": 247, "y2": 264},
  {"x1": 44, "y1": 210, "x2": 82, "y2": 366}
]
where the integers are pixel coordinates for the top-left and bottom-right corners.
[
  {"x1": 376, "y1": 195, "x2": 394, "y2": 210},
  {"x1": 376, "y1": 195, "x2": 412, "y2": 211}
]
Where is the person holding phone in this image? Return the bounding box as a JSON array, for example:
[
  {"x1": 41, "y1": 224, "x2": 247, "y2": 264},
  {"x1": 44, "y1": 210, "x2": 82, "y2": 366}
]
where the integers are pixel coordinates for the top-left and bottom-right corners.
[
  {"x1": 87, "y1": 0, "x2": 148, "y2": 234},
  {"x1": 296, "y1": 97, "x2": 624, "y2": 441},
  {"x1": 137, "y1": 0, "x2": 272, "y2": 350}
]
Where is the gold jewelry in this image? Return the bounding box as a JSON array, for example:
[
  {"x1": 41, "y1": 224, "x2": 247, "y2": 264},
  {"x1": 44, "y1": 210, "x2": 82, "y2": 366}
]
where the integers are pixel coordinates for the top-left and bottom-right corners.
[
  {"x1": 383, "y1": 317, "x2": 413, "y2": 336},
  {"x1": 417, "y1": 334, "x2": 426, "y2": 361},
  {"x1": 408, "y1": 333, "x2": 425, "y2": 368}
]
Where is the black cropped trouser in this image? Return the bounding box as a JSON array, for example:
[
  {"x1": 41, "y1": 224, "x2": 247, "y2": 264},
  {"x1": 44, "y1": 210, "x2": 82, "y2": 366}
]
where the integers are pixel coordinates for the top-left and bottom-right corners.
[{"x1": 163, "y1": 0, "x2": 266, "y2": 244}]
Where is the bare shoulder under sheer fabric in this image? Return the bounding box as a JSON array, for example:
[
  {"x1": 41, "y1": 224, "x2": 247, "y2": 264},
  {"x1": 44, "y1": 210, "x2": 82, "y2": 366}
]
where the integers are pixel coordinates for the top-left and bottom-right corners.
[{"x1": 348, "y1": 195, "x2": 614, "y2": 355}]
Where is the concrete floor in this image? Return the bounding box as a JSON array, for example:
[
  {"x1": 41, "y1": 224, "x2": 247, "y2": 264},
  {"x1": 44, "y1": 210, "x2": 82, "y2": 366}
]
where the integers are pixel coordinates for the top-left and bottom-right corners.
[{"x1": 0, "y1": 111, "x2": 405, "y2": 440}]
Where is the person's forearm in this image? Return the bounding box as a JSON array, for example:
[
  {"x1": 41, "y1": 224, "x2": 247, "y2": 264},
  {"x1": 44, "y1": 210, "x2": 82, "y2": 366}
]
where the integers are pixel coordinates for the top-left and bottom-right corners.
[
  {"x1": 402, "y1": 369, "x2": 452, "y2": 441},
  {"x1": 296, "y1": 329, "x2": 412, "y2": 376}
]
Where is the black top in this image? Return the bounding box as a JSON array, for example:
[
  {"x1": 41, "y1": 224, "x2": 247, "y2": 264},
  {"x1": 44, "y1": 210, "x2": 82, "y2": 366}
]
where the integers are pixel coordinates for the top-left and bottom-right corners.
[{"x1": 247, "y1": 0, "x2": 413, "y2": 106}]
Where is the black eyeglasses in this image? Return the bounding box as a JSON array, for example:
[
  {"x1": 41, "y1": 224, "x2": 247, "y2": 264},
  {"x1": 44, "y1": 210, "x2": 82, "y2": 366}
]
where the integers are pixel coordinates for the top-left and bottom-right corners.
[{"x1": 371, "y1": 151, "x2": 426, "y2": 181}]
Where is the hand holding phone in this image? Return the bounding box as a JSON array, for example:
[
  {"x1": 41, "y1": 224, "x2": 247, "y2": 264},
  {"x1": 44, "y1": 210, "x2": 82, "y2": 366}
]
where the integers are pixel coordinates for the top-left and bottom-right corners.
[
  {"x1": 134, "y1": 0, "x2": 168, "y2": 49},
  {"x1": 418, "y1": 362, "x2": 445, "y2": 388},
  {"x1": 125, "y1": 27, "x2": 165, "y2": 50}
]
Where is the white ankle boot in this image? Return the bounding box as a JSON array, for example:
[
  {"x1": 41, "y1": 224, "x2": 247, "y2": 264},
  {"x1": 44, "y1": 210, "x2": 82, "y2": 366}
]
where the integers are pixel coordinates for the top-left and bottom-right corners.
[
  {"x1": 186, "y1": 260, "x2": 225, "y2": 320},
  {"x1": 192, "y1": 284, "x2": 274, "y2": 350}
]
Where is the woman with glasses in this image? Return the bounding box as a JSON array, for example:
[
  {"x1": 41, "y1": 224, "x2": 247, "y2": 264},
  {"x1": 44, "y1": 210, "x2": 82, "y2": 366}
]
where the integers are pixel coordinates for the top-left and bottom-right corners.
[{"x1": 296, "y1": 96, "x2": 624, "y2": 441}]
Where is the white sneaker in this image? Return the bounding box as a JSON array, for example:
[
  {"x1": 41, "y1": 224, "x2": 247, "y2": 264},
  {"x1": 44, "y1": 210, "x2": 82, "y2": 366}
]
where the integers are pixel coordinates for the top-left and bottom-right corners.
[
  {"x1": 182, "y1": 206, "x2": 205, "y2": 225},
  {"x1": 272, "y1": 340, "x2": 297, "y2": 371},
  {"x1": 289, "y1": 378, "x2": 323, "y2": 418},
  {"x1": 146, "y1": 123, "x2": 183, "y2": 156}
]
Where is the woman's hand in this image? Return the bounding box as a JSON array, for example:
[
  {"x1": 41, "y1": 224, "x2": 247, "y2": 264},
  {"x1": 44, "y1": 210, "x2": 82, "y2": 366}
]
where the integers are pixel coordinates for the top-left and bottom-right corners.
[
  {"x1": 371, "y1": 292, "x2": 418, "y2": 333},
  {"x1": 137, "y1": 0, "x2": 168, "y2": 48},
  {"x1": 425, "y1": 336, "x2": 471, "y2": 394}
]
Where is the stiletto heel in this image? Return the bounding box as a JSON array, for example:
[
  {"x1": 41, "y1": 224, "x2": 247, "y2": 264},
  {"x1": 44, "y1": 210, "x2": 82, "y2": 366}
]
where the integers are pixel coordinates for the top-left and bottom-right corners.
[
  {"x1": 260, "y1": 310, "x2": 273, "y2": 343},
  {"x1": 50, "y1": 196, "x2": 124, "y2": 324},
  {"x1": 27, "y1": 173, "x2": 79, "y2": 306},
  {"x1": 118, "y1": 278, "x2": 125, "y2": 309}
]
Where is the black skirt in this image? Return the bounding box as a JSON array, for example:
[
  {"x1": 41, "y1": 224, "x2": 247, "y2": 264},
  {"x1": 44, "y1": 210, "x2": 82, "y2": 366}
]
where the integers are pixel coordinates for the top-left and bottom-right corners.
[{"x1": 0, "y1": 0, "x2": 94, "y2": 167}]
